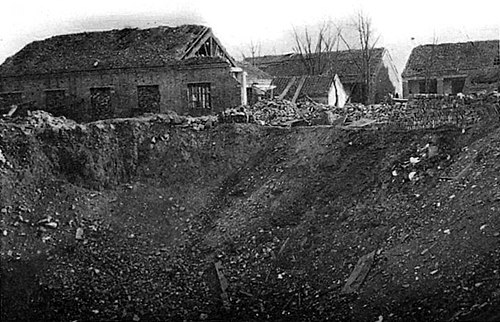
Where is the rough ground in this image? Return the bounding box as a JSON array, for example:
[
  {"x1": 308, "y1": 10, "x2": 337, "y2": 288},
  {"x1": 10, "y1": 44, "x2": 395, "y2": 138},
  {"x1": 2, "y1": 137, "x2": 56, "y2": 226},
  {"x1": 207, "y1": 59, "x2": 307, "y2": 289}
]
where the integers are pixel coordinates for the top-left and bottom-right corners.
[{"x1": 1, "y1": 113, "x2": 499, "y2": 321}]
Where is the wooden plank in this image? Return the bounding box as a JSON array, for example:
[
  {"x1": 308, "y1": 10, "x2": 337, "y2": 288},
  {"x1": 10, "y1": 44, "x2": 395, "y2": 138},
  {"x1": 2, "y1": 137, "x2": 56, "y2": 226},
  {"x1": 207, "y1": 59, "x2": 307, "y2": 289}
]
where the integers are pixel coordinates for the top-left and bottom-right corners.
[
  {"x1": 277, "y1": 77, "x2": 296, "y2": 100},
  {"x1": 341, "y1": 250, "x2": 375, "y2": 294},
  {"x1": 291, "y1": 76, "x2": 307, "y2": 104},
  {"x1": 214, "y1": 261, "x2": 230, "y2": 310}
]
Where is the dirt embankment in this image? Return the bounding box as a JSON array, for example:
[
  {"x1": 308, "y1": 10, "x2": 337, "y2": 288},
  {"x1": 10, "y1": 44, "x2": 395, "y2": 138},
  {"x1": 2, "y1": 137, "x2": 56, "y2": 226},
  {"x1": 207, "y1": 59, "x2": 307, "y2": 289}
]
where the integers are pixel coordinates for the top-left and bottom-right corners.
[{"x1": 1, "y1": 114, "x2": 499, "y2": 321}]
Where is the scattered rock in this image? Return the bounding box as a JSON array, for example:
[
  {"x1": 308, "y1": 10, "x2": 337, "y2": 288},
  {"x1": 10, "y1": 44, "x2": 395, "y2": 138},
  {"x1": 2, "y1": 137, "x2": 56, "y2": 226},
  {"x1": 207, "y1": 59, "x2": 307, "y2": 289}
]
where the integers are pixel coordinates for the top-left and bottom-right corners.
[
  {"x1": 44, "y1": 222, "x2": 58, "y2": 229},
  {"x1": 75, "y1": 227, "x2": 84, "y2": 240},
  {"x1": 341, "y1": 251, "x2": 376, "y2": 294}
]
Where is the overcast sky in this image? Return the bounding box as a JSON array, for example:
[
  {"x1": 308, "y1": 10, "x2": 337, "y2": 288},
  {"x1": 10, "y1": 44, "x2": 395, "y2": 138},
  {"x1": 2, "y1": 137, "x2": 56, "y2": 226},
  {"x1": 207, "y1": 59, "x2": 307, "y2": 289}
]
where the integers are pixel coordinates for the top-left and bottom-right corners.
[{"x1": 1, "y1": 0, "x2": 499, "y2": 74}]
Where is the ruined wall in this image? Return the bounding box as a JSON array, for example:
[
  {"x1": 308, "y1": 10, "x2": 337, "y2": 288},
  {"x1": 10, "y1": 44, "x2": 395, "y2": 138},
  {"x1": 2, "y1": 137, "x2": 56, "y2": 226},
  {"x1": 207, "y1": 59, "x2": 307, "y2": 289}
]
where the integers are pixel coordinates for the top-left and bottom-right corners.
[
  {"x1": 0, "y1": 62, "x2": 241, "y2": 121},
  {"x1": 373, "y1": 65, "x2": 396, "y2": 103},
  {"x1": 386, "y1": 94, "x2": 500, "y2": 130}
]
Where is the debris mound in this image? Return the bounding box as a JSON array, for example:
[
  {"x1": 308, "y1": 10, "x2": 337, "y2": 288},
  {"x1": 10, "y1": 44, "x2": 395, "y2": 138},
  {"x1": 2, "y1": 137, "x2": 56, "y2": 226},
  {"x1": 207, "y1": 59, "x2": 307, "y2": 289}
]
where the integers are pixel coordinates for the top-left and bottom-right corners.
[{"x1": 220, "y1": 99, "x2": 397, "y2": 127}]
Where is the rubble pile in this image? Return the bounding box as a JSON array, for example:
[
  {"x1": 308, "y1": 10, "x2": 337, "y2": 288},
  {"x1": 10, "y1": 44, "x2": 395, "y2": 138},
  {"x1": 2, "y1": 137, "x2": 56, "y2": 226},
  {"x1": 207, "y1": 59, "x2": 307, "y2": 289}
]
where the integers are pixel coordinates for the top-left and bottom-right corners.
[
  {"x1": 136, "y1": 112, "x2": 218, "y2": 131},
  {"x1": 220, "y1": 100, "x2": 300, "y2": 126},
  {"x1": 221, "y1": 99, "x2": 398, "y2": 127},
  {"x1": 250, "y1": 99, "x2": 307, "y2": 126},
  {"x1": 220, "y1": 93, "x2": 499, "y2": 130},
  {"x1": 6, "y1": 109, "x2": 218, "y2": 133},
  {"x1": 182, "y1": 115, "x2": 218, "y2": 131},
  {"x1": 22, "y1": 110, "x2": 81, "y2": 131},
  {"x1": 339, "y1": 103, "x2": 395, "y2": 123}
]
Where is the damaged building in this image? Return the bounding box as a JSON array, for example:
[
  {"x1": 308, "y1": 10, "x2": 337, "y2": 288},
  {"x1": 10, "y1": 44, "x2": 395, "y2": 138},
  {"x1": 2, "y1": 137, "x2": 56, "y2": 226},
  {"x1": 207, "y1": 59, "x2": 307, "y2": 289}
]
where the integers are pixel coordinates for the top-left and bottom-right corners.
[
  {"x1": 237, "y1": 61, "x2": 273, "y2": 105},
  {"x1": 0, "y1": 25, "x2": 247, "y2": 121},
  {"x1": 402, "y1": 39, "x2": 500, "y2": 97},
  {"x1": 271, "y1": 74, "x2": 347, "y2": 107},
  {"x1": 245, "y1": 48, "x2": 401, "y2": 104}
]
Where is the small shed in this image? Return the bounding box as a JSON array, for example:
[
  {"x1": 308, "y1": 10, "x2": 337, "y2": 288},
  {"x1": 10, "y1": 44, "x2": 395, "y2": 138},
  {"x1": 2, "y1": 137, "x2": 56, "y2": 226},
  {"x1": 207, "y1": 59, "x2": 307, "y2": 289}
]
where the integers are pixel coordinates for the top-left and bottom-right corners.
[
  {"x1": 271, "y1": 74, "x2": 347, "y2": 107},
  {"x1": 402, "y1": 40, "x2": 500, "y2": 97}
]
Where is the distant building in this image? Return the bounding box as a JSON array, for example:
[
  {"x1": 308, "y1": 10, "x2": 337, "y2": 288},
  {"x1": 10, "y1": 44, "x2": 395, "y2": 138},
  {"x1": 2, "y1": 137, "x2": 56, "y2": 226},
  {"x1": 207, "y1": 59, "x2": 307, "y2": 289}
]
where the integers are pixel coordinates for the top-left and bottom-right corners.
[
  {"x1": 271, "y1": 74, "x2": 347, "y2": 107},
  {"x1": 463, "y1": 67, "x2": 500, "y2": 94},
  {"x1": 245, "y1": 48, "x2": 401, "y2": 104},
  {"x1": 237, "y1": 61, "x2": 273, "y2": 105},
  {"x1": 402, "y1": 40, "x2": 500, "y2": 97},
  {"x1": 0, "y1": 25, "x2": 247, "y2": 120}
]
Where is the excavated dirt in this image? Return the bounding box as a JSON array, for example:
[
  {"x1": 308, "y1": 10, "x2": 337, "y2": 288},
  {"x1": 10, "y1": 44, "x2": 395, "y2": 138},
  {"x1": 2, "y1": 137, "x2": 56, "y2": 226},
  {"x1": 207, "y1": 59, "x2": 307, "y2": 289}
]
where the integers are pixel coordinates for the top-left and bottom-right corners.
[{"x1": 1, "y1": 112, "x2": 500, "y2": 321}]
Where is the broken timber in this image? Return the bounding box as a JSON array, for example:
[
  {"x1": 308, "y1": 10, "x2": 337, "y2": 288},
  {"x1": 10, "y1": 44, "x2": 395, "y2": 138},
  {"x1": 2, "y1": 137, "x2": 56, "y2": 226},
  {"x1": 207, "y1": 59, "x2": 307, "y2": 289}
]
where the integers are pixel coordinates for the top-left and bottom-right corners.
[
  {"x1": 341, "y1": 250, "x2": 376, "y2": 294},
  {"x1": 291, "y1": 76, "x2": 307, "y2": 104},
  {"x1": 214, "y1": 261, "x2": 230, "y2": 309},
  {"x1": 277, "y1": 76, "x2": 297, "y2": 100}
]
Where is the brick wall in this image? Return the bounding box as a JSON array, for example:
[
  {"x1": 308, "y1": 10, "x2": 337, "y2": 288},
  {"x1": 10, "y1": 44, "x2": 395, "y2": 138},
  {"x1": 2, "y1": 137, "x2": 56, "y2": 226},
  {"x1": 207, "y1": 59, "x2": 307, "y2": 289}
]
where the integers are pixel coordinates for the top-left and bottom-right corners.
[
  {"x1": 0, "y1": 61, "x2": 241, "y2": 121},
  {"x1": 0, "y1": 92, "x2": 23, "y2": 113},
  {"x1": 385, "y1": 94, "x2": 500, "y2": 130}
]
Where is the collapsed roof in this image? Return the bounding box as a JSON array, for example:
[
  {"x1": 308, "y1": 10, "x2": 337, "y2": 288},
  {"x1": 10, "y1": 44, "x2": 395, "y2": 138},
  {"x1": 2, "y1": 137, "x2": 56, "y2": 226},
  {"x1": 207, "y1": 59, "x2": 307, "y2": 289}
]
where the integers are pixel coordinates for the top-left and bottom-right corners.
[{"x1": 0, "y1": 24, "x2": 233, "y2": 76}]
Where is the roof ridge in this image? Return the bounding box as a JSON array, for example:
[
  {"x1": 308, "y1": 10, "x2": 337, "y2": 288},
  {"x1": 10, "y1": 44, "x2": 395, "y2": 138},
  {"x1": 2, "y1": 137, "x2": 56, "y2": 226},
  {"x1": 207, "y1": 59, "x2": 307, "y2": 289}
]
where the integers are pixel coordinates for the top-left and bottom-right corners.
[
  {"x1": 417, "y1": 39, "x2": 499, "y2": 48},
  {"x1": 0, "y1": 24, "x2": 211, "y2": 76}
]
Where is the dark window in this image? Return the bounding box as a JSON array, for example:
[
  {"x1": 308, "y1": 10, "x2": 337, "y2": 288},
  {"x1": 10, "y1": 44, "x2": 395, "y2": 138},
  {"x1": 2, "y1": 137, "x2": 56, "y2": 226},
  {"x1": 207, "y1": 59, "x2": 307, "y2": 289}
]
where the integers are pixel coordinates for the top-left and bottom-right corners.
[
  {"x1": 246, "y1": 87, "x2": 254, "y2": 105},
  {"x1": 45, "y1": 89, "x2": 66, "y2": 116},
  {"x1": 418, "y1": 79, "x2": 437, "y2": 93},
  {"x1": 188, "y1": 83, "x2": 211, "y2": 109},
  {"x1": 90, "y1": 87, "x2": 113, "y2": 120},
  {"x1": 451, "y1": 78, "x2": 465, "y2": 94},
  {"x1": 137, "y1": 85, "x2": 160, "y2": 114},
  {"x1": 494, "y1": 55, "x2": 500, "y2": 66}
]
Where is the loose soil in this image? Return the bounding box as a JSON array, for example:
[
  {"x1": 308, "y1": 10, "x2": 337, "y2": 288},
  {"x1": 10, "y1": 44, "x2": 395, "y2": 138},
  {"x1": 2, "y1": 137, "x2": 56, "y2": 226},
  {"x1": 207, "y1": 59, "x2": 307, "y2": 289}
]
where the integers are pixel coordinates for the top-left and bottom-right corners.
[{"x1": 1, "y1": 114, "x2": 499, "y2": 321}]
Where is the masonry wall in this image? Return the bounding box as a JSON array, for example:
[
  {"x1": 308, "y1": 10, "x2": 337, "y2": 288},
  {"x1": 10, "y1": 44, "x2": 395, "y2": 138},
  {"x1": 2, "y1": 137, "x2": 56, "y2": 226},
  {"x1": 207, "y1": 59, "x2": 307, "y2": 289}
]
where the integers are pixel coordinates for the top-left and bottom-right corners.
[
  {"x1": 0, "y1": 61, "x2": 241, "y2": 121},
  {"x1": 386, "y1": 94, "x2": 500, "y2": 130}
]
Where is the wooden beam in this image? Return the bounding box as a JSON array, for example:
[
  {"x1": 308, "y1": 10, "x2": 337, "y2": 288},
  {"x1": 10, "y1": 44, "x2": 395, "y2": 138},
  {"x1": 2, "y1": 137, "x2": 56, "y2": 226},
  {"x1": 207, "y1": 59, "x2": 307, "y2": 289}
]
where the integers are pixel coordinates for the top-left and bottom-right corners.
[
  {"x1": 291, "y1": 76, "x2": 307, "y2": 104},
  {"x1": 181, "y1": 28, "x2": 237, "y2": 67},
  {"x1": 277, "y1": 77, "x2": 296, "y2": 100}
]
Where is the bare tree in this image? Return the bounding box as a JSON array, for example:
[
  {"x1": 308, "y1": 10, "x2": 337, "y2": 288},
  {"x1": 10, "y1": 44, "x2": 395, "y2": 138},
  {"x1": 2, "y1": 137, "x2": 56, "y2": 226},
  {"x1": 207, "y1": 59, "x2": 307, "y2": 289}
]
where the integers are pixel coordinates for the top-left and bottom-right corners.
[
  {"x1": 240, "y1": 41, "x2": 262, "y2": 64},
  {"x1": 292, "y1": 22, "x2": 339, "y2": 75},
  {"x1": 248, "y1": 41, "x2": 261, "y2": 65},
  {"x1": 339, "y1": 12, "x2": 380, "y2": 104}
]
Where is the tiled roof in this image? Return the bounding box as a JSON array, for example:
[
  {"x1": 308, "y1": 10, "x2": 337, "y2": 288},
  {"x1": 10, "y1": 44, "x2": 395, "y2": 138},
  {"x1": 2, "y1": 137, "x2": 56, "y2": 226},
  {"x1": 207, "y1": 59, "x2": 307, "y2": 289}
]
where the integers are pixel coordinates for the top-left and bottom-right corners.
[
  {"x1": 469, "y1": 66, "x2": 500, "y2": 84},
  {"x1": 0, "y1": 25, "x2": 208, "y2": 76},
  {"x1": 237, "y1": 61, "x2": 272, "y2": 83},
  {"x1": 271, "y1": 75, "x2": 335, "y2": 100},
  {"x1": 245, "y1": 48, "x2": 385, "y2": 83},
  {"x1": 300, "y1": 75, "x2": 335, "y2": 97},
  {"x1": 402, "y1": 40, "x2": 500, "y2": 78}
]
